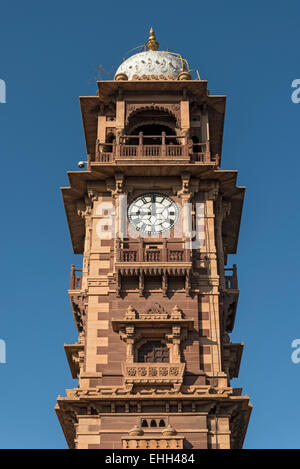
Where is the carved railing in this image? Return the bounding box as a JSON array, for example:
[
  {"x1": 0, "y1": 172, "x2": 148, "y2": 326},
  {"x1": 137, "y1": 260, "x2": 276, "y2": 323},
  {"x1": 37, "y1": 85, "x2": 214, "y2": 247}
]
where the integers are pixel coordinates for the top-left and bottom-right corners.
[
  {"x1": 122, "y1": 436, "x2": 184, "y2": 449},
  {"x1": 167, "y1": 145, "x2": 183, "y2": 157},
  {"x1": 190, "y1": 142, "x2": 211, "y2": 163},
  {"x1": 145, "y1": 249, "x2": 161, "y2": 262},
  {"x1": 224, "y1": 264, "x2": 238, "y2": 289},
  {"x1": 70, "y1": 264, "x2": 82, "y2": 290},
  {"x1": 93, "y1": 133, "x2": 214, "y2": 163},
  {"x1": 167, "y1": 250, "x2": 185, "y2": 262},
  {"x1": 117, "y1": 141, "x2": 187, "y2": 159},
  {"x1": 120, "y1": 145, "x2": 138, "y2": 157},
  {"x1": 97, "y1": 152, "x2": 113, "y2": 162},
  {"x1": 122, "y1": 250, "x2": 138, "y2": 262},
  {"x1": 95, "y1": 141, "x2": 114, "y2": 162},
  {"x1": 118, "y1": 246, "x2": 190, "y2": 263},
  {"x1": 144, "y1": 145, "x2": 161, "y2": 157}
]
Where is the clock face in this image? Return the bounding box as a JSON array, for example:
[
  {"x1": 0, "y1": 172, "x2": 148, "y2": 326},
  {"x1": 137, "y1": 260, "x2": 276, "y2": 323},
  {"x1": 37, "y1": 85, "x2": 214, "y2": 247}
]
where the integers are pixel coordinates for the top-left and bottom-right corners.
[{"x1": 128, "y1": 193, "x2": 179, "y2": 234}]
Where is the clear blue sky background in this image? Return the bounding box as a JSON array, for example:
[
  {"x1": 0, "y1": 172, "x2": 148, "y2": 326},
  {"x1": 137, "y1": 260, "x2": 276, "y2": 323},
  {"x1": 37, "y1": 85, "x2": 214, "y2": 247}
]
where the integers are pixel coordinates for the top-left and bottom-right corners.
[{"x1": 0, "y1": 0, "x2": 299, "y2": 449}]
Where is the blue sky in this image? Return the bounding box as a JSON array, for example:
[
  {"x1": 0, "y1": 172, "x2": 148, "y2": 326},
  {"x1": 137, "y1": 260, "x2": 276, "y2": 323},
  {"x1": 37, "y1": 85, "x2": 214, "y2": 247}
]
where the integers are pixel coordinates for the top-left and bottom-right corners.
[{"x1": 0, "y1": 0, "x2": 299, "y2": 449}]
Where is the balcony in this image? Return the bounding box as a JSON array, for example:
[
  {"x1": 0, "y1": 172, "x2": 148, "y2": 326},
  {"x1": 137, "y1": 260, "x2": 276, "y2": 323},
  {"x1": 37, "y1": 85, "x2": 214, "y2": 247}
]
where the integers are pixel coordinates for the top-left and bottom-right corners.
[
  {"x1": 64, "y1": 343, "x2": 84, "y2": 378},
  {"x1": 122, "y1": 362, "x2": 185, "y2": 390},
  {"x1": 116, "y1": 241, "x2": 192, "y2": 276},
  {"x1": 224, "y1": 264, "x2": 238, "y2": 290},
  {"x1": 222, "y1": 342, "x2": 243, "y2": 379},
  {"x1": 70, "y1": 264, "x2": 82, "y2": 290},
  {"x1": 91, "y1": 133, "x2": 215, "y2": 165},
  {"x1": 221, "y1": 265, "x2": 239, "y2": 333},
  {"x1": 68, "y1": 265, "x2": 86, "y2": 333},
  {"x1": 116, "y1": 241, "x2": 192, "y2": 296}
]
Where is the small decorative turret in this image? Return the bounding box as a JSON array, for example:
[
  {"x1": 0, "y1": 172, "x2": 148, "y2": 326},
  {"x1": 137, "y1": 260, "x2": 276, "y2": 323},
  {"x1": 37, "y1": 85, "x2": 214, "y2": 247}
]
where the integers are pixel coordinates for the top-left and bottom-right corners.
[{"x1": 128, "y1": 425, "x2": 144, "y2": 436}]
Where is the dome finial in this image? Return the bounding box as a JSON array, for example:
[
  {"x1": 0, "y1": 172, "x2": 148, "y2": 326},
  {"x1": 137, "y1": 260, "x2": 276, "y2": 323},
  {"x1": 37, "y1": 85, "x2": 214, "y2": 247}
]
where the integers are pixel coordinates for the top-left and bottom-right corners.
[{"x1": 146, "y1": 27, "x2": 159, "y2": 51}]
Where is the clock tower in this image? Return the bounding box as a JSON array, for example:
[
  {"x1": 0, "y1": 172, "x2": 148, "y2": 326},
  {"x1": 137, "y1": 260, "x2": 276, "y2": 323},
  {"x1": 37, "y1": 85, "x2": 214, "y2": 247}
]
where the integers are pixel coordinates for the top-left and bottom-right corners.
[{"x1": 56, "y1": 28, "x2": 252, "y2": 449}]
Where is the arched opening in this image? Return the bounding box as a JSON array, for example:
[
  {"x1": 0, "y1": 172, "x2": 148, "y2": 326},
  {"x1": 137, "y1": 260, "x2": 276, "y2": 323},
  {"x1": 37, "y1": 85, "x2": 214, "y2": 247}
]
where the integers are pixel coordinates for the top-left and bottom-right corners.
[
  {"x1": 133, "y1": 124, "x2": 175, "y2": 145},
  {"x1": 141, "y1": 419, "x2": 148, "y2": 428},
  {"x1": 137, "y1": 340, "x2": 169, "y2": 363},
  {"x1": 159, "y1": 419, "x2": 166, "y2": 427},
  {"x1": 125, "y1": 109, "x2": 179, "y2": 145},
  {"x1": 150, "y1": 420, "x2": 157, "y2": 428}
]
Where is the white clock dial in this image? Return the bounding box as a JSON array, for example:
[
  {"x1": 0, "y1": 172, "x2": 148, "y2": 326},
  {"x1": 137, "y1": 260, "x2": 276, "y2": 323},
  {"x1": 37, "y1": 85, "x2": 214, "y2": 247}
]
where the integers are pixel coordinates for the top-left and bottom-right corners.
[{"x1": 128, "y1": 193, "x2": 179, "y2": 234}]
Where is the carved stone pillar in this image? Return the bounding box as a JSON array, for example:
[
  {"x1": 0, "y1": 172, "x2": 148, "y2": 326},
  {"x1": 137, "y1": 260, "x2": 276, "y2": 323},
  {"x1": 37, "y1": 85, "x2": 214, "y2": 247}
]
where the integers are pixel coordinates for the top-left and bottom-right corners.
[
  {"x1": 215, "y1": 196, "x2": 226, "y2": 291},
  {"x1": 139, "y1": 271, "x2": 144, "y2": 297},
  {"x1": 215, "y1": 196, "x2": 231, "y2": 291},
  {"x1": 76, "y1": 197, "x2": 92, "y2": 292},
  {"x1": 201, "y1": 103, "x2": 210, "y2": 160},
  {"x1": 162, "y1": 271, "x2": 168, "y2": 297}
]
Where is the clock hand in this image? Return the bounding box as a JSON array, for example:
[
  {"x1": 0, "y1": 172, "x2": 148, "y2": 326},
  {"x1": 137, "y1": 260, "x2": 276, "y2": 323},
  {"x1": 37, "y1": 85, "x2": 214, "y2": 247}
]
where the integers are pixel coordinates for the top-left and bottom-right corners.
[
  {"x1": 137, "y1": 210, "x2": 151, "y2": 216},
  {"x1": 151, "y1": 195, "x2": 157, "y2": 216}
]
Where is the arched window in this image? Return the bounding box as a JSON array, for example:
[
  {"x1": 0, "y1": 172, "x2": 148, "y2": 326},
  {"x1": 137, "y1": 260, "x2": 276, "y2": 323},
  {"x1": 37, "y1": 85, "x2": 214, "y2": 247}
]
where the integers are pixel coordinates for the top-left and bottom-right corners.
[
  {"x1": 126, "y1": 109, "x2": 178, "y2": 145},
  {"x1": 141, "y1": 419, "x2": 148, "y2": 427},
  {"x1": 159, "y1": 419, "x2": 166, "y2": 427},
  {"x1": 137, "y1": 341, "x2": 169, "y2": 363},
  {"x1": 150, "y1": 419, "x2": 157, "y2": 428}
]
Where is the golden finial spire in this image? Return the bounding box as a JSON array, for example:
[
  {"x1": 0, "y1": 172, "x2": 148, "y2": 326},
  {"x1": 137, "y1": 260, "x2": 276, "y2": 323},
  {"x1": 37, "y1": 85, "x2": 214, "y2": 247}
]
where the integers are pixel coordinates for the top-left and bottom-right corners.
[{"x1": 146, "y1": 27, "x2": 159, "y2": 51}]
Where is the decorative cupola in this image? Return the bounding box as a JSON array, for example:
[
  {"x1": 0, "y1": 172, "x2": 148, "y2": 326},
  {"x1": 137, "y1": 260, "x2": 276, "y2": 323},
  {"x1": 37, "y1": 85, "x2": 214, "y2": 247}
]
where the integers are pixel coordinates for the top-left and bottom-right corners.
[{"x1": 115, "y1": 27, "x2": 192, "y2": 81}]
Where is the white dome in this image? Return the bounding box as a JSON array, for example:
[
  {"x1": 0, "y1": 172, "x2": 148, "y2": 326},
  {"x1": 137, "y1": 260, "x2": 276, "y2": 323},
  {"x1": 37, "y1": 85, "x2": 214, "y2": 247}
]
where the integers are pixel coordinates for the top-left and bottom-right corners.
[{"x1": 115, "y1": 50, "x2": 188, "y2": 81}]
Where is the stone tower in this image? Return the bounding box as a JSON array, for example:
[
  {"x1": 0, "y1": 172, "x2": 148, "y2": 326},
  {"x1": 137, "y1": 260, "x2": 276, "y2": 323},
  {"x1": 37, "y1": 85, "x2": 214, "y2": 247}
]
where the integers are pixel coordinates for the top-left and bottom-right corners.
[{"x1": 55, "y1": 28, "x2": 252, "y2": 449}]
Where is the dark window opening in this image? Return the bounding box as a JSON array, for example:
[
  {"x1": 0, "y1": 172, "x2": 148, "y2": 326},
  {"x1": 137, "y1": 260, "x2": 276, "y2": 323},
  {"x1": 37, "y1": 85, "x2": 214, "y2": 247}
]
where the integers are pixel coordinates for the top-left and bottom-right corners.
[
  {"x1": 121, "y1": 276, "x2": 139, "y2": 291},
  {"x1": 137, "y1": 341, "x2": 169, "y2": 363},
  {"x1": 125, "y1": 109, "x2": 178, "y2": 145},
  {"x1": 144, "y1": 275, "x2": 162, "y2": 291}
]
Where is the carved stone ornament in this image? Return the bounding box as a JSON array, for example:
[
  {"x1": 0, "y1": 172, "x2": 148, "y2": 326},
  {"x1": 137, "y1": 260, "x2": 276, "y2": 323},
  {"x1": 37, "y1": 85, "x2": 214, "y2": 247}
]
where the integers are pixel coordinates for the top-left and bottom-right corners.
[
  {"x1": 125, "y1": 103, "x2": 181, "y2": 127},
  {"x1": 125, "y1": 305, "x2": 138, "y2": 319},
  {"x1": 132, "y1": 74, "x2": 176, "y2": 81},
  {"x1": 115, "y1": 72, "x2": 128, "y2": 81},
  {"x1": 122, "y1": 362, "x2": 186, "y2": 391},
  {"x1": 177, "y1": 172, "x2": 190, "y2": 198},
  {"x1": 119, "y1": 303, "x2": 187, "y2": 323},
  {"x1": 170, "y1": 305, "x2": 183, "y2": 320},
  {"x1": 178, "y1": 71, "x2": 192, "y2": 80},
  {"x1": 87, "y1": 190, "x2": 99, "y2": 203},
  {"x1": 162, "y1": 424, "x2": 177, "y2": 436},
  {"x1": 115, "y1": 50, "x2": 188, "y2": 81},
  {"x1": 76, "y1": 198, "x2": 92, "y2": 218},
  {"x1": 143, "y1": 303, "x2": 167, "y2": 316},
  {"x1": 87, "y1": 278, "x2": 108, "y2": 287},
  {"x1": 106, "y1": 172, "x2": 125, "y2": 198},
  {"x1": 128, "y1": 426, "x2": 144, "y2": 436}
]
